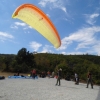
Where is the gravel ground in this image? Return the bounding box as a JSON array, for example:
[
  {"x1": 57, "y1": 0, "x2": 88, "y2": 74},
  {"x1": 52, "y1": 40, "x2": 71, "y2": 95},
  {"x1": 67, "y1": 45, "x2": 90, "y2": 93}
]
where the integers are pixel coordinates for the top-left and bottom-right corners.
[{"x1": 0, "y1": 77, "x2": 100, "y2": 100}]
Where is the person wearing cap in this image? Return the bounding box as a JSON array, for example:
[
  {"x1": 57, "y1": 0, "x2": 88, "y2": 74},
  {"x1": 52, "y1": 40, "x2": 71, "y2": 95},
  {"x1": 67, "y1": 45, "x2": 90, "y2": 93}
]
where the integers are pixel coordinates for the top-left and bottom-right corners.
[{"x1": 55, "y1": 68, "x2": 62, "y2": 86}]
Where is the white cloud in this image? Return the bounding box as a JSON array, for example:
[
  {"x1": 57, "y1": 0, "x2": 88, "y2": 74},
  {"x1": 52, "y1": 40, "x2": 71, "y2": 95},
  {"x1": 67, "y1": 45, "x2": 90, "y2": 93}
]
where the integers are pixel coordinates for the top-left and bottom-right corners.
[
  {"x1": 11, "y1": 22, "x2": 32, "y2": 30},
  {"x1": 38, "y1": 1, "x2": 46, "y2": 7},
  {"x1": 90, "y1": 13, "x2": 99, "y2": 18},
  {"x1": 85, "y1": 13, "x2": 99, "y2": 25},
  {"x1": 46, "y1": 14, "x2": 50, "y2": 17},
  {"x1": 29, "y1": 41, "x2": 42, "y2": 51},
  {"x1": 61, "y1": 52, "x2": 66, "y2": 55},
  {"x1": 58, "y1": 26, "x2": 100, "y2": 55},
  {"x1": 10, "y1": 25, "x2": 18, "y2": 29},
  {"x1": 28, "y1": 26, "x2": 32, "y2": 29},
  {"x1": 39, "y1": 0, "x2": 57, "y2": 7},
  {"x1": 93, "y1": 43, "x2": 100, "y2": 56},
  {"x1": 14, "y1": 22, "x2": 26, "y2": 26},
  {"x1": 58, "y1": 40, "x2": 72, "y2": 50},
  {"x1": 39, "y1": 0, "x2": 67, "y2": 13},
  {"x1": 61, "y1": 7, "x2": 67, "y2": 13},
  {"x1": 0, "y1": 31, "x2": 14, "y2": 42},
  {"x1": 41, "y1": 45, "x2": 53, "y2": 53}
]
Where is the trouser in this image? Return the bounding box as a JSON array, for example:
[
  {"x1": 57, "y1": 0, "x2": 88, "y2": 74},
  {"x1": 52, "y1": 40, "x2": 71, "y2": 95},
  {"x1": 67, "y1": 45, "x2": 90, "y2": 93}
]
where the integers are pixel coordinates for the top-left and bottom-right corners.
[
  {"x1": 56, "y1": 76, "x2": 61, "y2": 85},
  {"x1": 75, "y1": 77, "x2": 79, "y2": 84},
  {"x1": 32, "y1": 73, "x2": 36, "y2": 79},
  {"x1": 87, "y1": 78, "x2": 93, "y2": 88}
]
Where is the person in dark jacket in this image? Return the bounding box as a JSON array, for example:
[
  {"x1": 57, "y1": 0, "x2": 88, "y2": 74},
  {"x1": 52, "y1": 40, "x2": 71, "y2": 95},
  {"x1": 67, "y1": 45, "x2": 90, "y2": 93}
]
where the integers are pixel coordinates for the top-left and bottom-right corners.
[
  {"x1": 55, "y1": 68, "x2": 62, "y2": 86},
  {"x1": 86, "y1": 71, "x2": 93, "y2": 89}
]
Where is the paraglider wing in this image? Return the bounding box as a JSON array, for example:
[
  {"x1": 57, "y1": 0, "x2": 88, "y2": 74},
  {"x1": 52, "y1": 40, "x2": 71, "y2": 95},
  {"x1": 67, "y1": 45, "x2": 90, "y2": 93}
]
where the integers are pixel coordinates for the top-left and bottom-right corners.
[{"x1": 12, "y1": 4, "x2": 61, "y2": 48}]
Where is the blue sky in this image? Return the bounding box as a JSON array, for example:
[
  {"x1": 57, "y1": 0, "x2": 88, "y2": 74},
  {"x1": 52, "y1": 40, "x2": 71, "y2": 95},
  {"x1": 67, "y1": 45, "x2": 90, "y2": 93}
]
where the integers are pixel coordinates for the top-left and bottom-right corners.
[{"x1": 0, "y1": 0, "x2": 100, "y2": 55}]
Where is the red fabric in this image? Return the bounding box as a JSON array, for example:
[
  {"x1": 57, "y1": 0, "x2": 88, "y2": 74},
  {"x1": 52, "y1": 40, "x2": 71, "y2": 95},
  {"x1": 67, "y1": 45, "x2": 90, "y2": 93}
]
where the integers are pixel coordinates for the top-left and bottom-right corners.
[
  {"x1": 32, "y1": 70, "x2": 36, "y2": 74},
  {"x1": 47, "y1": 71, "x2": 50, "y2": 75}
]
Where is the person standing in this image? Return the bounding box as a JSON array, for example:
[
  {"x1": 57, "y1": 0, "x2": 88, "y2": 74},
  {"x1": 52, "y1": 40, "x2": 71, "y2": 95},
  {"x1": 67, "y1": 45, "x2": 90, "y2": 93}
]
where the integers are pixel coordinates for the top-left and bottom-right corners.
[
  {"x1": 51, "y1": 71, "x2": 55, "y2": 78},
  {"x1": 16, "y1": 70, "x2": 20, "y2": 76},
  {"x1": 55, "y1": 68, "x2": 62, "y2": 86},
  {"x1": 32, "y1": 69, "x2": 36, "y2": 79},
  {"x1": 86, "y1": 71, "x2": 93, "y2": 89},
  {"x1": 75, "y1": 73, "x2": 79, "y2": 85},
  {"x1": 47, "y1": 71, "x2": 51, "y2": 78}
]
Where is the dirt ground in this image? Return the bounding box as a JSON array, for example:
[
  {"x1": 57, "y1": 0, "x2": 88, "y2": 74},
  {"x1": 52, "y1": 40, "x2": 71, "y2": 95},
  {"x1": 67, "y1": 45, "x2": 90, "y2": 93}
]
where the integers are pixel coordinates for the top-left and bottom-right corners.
[{"x1": 0, "y1": 77, "x2": 100, "y2": 100}]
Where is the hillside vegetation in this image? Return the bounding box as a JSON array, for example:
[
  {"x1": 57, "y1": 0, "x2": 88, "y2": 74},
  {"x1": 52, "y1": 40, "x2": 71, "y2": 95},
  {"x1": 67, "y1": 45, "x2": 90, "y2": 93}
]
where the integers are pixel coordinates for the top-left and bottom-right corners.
[{"x1": 0, "y1": 48, "x2": 100, "y2": 85}]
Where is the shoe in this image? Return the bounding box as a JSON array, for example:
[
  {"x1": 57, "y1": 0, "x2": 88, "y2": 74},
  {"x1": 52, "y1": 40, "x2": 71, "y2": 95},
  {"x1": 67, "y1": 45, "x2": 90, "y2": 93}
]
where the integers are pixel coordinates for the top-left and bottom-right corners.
[
  {"x1": 86, "y1": 87, "x2": 88, "y2": 88},
  {"x1": 55, "y1": 84, "x2": 57, "y2": 86}
]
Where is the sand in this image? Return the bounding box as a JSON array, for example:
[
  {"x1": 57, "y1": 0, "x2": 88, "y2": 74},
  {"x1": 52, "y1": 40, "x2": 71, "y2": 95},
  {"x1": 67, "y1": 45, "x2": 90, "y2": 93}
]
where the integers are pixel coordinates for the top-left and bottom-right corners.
[{"x1": 0, "y1": 77, "x2": 100, "y2": 100}]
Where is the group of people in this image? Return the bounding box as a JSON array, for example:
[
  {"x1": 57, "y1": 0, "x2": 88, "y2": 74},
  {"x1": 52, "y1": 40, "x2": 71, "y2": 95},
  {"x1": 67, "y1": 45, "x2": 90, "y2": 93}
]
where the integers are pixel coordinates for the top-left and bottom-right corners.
[
  {"x1": 47, "y1": 71, "x2": 55, "y2": 78},
  {"x1": 74, "y1": 71, "x2": 93, "y2": 89},
  {"x1": 31, "y1": 69, "x2": 55, "y2": 79},
  {"x1": 14, "y1": 68, "x2": 94, "y2": 89},
  {"x1": 27, "y1": 68, "x2": 94, "y2": 89},
  {"x1": 55, "y1": 68, "x2": 94, "y2": 89}
]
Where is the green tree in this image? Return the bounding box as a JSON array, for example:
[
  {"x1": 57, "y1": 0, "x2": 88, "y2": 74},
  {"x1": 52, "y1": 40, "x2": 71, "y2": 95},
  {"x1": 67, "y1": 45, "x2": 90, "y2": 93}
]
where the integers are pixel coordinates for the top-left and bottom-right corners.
[{"x1": 15, "y1": 48, "x2": 36, "y2": 72}]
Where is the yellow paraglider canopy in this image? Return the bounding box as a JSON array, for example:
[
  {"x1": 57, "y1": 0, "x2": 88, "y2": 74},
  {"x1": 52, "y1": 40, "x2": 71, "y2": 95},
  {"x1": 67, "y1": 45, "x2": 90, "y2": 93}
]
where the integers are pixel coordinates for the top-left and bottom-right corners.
[{"x1": 12, "y1": 4, "x2": 61, "y2": 48}]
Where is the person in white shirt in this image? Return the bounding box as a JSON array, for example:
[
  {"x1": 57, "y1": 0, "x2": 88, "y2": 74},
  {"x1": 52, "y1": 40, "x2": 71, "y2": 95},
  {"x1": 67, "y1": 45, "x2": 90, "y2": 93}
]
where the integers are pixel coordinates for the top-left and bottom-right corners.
[{"x1": 75, "y1": 73, "x2": 79, "y2": 85}]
